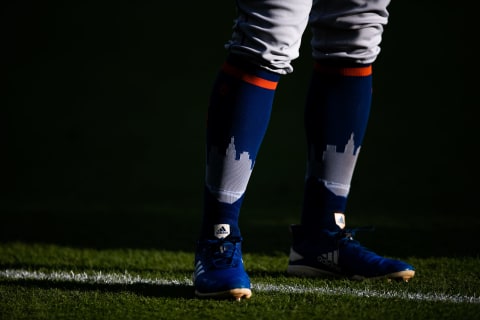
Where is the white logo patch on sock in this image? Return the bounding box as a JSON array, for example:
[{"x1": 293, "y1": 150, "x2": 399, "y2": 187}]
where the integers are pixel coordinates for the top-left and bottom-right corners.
[
  {"x1": 213, "y1": 224, "x2": 230, "y2": 239},
  {"x1": 334, "y1": 213, "x2": 346, "y2": 229}
]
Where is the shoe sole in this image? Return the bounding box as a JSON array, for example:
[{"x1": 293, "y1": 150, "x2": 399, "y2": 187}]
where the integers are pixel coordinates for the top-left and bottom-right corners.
[
  {"x1": 354, "y1": 270, "x2": 415, "y2": 282},
  {"x1": 195, "y1": 288, "x2": 252, "y2": 301},
  {"x1": 287, "y1": 265, "x2": 339, "y2": 278},
  {"x1": 288, "y1": 265, "x2": 415, "y2": 282}
]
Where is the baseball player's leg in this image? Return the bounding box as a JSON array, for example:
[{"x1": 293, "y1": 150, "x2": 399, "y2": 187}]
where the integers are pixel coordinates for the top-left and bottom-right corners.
[
  {"x1": 300, "y1": 0, "x2": 391, "y2": 234},
  {"x1": 195, "y1": 0, "x2": 313, "y2": 300},
  {"x1": 227, "y1": 0, "x2": 313, "y2": 74},
  {"x1": 288, "y1": 0, "x2": 415, "y2": 280}
]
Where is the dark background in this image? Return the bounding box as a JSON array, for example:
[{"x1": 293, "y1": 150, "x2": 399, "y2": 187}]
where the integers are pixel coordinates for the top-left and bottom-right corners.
[{"x1": 1, "y1": 1, "x2": 476, "y2": 256}]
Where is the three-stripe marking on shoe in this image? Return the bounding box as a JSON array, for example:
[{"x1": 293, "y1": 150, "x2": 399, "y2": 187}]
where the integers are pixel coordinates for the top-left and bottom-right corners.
[
  {"x1": 317, "y1": 250, "x2": 339, "y2": 267},
  {"x1": 290, "y1": 248, "x2": 339, "y2": 266},
  {"x1": 194, "y1": 260, "x2": 205, "y2": 279},
  {"x1": 290, "y1": 248, "x2": 340, "y2": 273}
]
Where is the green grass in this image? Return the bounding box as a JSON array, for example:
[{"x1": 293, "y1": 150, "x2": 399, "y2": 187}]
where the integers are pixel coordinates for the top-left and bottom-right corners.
[{"x1": 1, "y1": 210, "x2": 479, "y2": 320}]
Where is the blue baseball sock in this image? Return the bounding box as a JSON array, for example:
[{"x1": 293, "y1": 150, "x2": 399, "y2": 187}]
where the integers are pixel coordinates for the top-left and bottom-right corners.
[
  {"x1": 200, "y1": 55, "x2": 280, "y2": 239},
  {"x1": 301, "y1": 62, "x2": 373, "y2": 232}
]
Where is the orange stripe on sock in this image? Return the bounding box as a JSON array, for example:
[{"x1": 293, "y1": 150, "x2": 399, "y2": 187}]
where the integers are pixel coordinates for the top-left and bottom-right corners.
[
  {"x1": 222, "y1": 63, "x2": 278, "y2": 90},
  {"x1": 314, "y1": 63, "x2": 372, "y2": 77}
]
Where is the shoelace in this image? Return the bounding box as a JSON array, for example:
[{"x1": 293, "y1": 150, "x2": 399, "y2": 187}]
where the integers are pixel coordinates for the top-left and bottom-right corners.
[
  {"x1": 342, "y1": 226, "x2": 375, "y2": 240},
  {"x1": 334, "y1": 226, "x2": 382, "y2": 262},
  {"x1": 199, "y1": 237, "x2": 242, "y2": 269},
  {"x1": 327, "y1": 226, "x2": 376, "y2": 251},
  {"x1": 324, "y1": 226, "x2": 374, "y2": 240}
]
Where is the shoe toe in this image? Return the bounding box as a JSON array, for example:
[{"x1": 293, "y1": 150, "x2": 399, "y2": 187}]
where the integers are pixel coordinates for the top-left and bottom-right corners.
[{"x1": 195, "y1": 267, "x2": 251, "y2": 294}]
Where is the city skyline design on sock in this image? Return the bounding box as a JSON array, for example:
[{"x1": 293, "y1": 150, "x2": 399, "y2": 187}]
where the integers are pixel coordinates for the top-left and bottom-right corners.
[
  {"x1": 307, "y1": 133, "x2": 359, "y2": 197},
  {"x1": 206, "y1": 136, "x2": 253, "y2": 204}
]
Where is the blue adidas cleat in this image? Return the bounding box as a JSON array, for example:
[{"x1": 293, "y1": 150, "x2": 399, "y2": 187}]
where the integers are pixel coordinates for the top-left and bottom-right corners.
[
  {"x1": 287, "y1": 224, "x2": 415, "y2": 281},
  {"x1": 194, "y1": 236, "x2": 252, "y2": 300}
]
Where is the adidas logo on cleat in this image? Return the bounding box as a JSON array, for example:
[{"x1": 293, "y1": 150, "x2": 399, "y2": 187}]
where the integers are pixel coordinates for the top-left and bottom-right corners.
[
  {"x1": 334, "y1": 212, "x2": 346, "y2": 229},
  {"x1": 214, "y1": 224, "x2": 230, "y2": 239},
  {"x1": 216, "y1": 226, "x2": 228, "y2": 235},
  {"x1": 317, "y1": 250, "x2": 341, "y2": 272}
]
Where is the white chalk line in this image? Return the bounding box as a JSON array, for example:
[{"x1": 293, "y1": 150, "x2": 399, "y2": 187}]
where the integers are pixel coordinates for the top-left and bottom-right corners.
[{"x1": 0, "y1": 269, "x2": 478, "y2": 304}]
